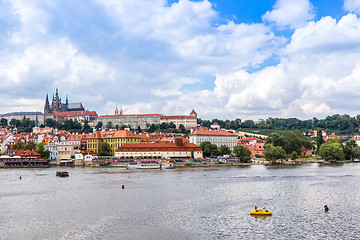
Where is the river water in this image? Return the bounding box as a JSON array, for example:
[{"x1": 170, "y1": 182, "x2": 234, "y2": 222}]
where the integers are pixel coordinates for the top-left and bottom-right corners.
[{"x1": 1, "y1": 163, "x2": 360, "y2": 240}]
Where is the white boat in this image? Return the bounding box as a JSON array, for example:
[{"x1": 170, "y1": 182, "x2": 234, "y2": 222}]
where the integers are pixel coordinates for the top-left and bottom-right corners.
[
  {"x1": 127, "y1": 161, "x2": 175, "y2": 169},
  {"x1": 160, "y1": 162, "x2": 175, "y2": 169},
  {"x1": 127, "y1": 161, "x2": 160, "y2": 169}
]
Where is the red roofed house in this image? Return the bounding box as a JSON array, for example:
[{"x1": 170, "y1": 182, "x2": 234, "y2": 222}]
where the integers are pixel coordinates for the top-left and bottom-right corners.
[
  {"x1": 115, "y1": 137, "x2": 203, "y2": 159},
  {"x1": 323, "y1": 133, "x2": 339, "y2": 142},
  {"x1": 189, "y1": 129, "x2": 237, "y2": 151},
  {"x1": 237, "y1": 137, "x2": 265, "y2": 157},
  {"x1": 0, "y1": 150, "x2": 49, "y2": 168},
  {"x1": 87, "y1": 130, "x2": 142, "y2": 156}
]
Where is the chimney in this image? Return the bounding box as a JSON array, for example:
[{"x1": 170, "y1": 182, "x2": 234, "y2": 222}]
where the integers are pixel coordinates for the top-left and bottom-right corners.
[{"x1": 175, "y1": 137, "x2": 183, "y2": 146}]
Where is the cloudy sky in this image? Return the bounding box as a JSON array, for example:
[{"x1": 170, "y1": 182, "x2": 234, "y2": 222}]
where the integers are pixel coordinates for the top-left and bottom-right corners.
[{"x1": 1, "y1": 0, "x2": 360, "y2": 120}]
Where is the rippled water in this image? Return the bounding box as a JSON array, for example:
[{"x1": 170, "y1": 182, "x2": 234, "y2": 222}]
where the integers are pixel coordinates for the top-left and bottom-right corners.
[{"x1": 1, "y1": 163, "x2": 360, "y2": 239}]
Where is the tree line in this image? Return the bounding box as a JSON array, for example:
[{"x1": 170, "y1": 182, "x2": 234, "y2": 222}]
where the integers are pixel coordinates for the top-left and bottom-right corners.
[
  {"x1": 198, "y1": 114, "x2": 360, "y2": 135},
  {"x1": 262, "y1": 129, "x2": 360, "y2": 162}
]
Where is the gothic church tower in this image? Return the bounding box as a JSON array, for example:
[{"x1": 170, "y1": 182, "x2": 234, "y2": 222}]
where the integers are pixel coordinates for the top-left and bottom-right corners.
[
  {"x1": 51, "y1": 88, "x2": 61, "y2": 113},
  {"x1": 44, "y1": 94, "x2": 51, "y2": 114}
]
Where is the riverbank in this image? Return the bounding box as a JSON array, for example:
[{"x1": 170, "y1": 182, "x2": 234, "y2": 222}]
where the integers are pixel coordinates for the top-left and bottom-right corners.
[{"x1": 1, "y1": 157, "x2": 351, "y2": 169}]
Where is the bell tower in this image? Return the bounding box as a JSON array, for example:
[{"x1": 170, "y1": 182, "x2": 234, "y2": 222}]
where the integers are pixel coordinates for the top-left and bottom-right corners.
[{"x1": 51, "y1": 88, "x2": 61, "y2": 113}]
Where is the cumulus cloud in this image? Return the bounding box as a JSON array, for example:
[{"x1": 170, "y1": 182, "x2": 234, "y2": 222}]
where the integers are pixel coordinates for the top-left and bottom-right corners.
[
  {"x1": 287, "y1": 14, "x2": 360, "y2": 54},
  {"x1": 204, "y1": 14, "x2": 360, "y2": 119},
  {"x1": 0, "y1": 0, "x2": 284, "y2": 116},
  {"x1": 262, "y1": 0, "x2": 315, "y2": 29},
  {"x1": 1, "y1": 0, "x2": 360, "y2": 121},
  {"x1": 344, "y1": 0, "x2": 360, "y2": 14}
]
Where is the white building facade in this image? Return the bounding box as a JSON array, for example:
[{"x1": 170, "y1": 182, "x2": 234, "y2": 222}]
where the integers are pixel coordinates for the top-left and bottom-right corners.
[{"x1": 189, "y1": 129, "x2": 238, "y2": 151}]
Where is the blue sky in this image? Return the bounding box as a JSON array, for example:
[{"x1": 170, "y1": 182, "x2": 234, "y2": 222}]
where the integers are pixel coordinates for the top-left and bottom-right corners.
[{"x1": 1, "y1": 0, "x2": 360, "y2": 120}]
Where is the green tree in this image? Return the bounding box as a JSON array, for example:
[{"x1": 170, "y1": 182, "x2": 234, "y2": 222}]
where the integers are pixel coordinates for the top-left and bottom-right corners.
[
  {"x1": 12, "y1": 141, "x2": 25, "y2": 150},
  {"x1": 148, "y1": 124, "x2": 158, "y2": 132},
  {"x1": 82, "y1": 120, "x2": 92, "y2": 133},
  {"x1": 99, "y1": 142, "x2": 111, "y2": 156},
  {"x1": 137, "y1": 126, "x2": 142, "y2": 133},
  {"x1": 45, "y1": 118, "x2": 57, "y2": 128},
  {"x1": 219, "y1": 145, "x2": 231, "y2": 155},
  {"x1": 266, "y1": 132, "x2": 285, "y2": 148},
  {"x1": 168, "y1": 122, "x2": 176, "y2": 129},
  {"x1": 264, "y1": 144, "x2": 287, "y2": 162},
  {"x1": 58, "y1": 120, "x2": 82, "y2": 132},
  {"x1": 106, "y1": 121, "x2": 113, "y2": 130},
  {"x1": 241, "y1": 120, "x2": 255, "y2": 128},
  {"x1": 35, "y1": 142, "x2": 50, "y2": 159},
  {"x1": 179, "y1": 124, "x2": 187, "y2": 134},
  {"x1": 160, "y1": 122, "x2": 168, "y2": 129},
  {"x1": 25, "y1": 141, "x2": 37, "y2": 151},
  {"x1": 199, "y1": 141, "x2": 219, "y2": 157},
  {"x1": 1, "y1": 118, "x2": 8, "y2": 127},
  {"x1": 10, "y1": 119, "x2": 21, "y2": 127},
  {"x1": 95, "y1": 121, "x2": 103, "y2": 130},
  {"x1": 290, "y1": 151, "x2": 299, "y2": 160},
  {"x1": 316, "y1": 129, "x2": 325, "y2": 153},
  {"x1": 351, "y1": 146, "x2": 360, "y2": 159},
  {"x1": 319, "y1": 142, "x2": 345, "y2": 161},
  {"x1": 233, "y1": 145, "x2": 252, "y2": 163}
]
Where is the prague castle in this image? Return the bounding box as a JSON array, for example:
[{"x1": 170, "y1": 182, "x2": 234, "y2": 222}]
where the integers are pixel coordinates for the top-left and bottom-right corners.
[{"x1": 44, "y1": 89, "x2": 85, "y2": 115}]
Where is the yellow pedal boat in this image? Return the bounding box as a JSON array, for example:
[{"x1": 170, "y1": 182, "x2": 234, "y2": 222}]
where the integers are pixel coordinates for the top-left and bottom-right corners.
[{"x1": 250, "y1": 209, "x2": 272, "y2": 215}]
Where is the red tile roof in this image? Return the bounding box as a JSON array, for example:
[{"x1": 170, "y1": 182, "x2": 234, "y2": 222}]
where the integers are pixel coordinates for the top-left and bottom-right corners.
[
  {"x1": 88, "y1": 130, "x2": 139, "y2": 139},
  {"x1": 160, "y1": 115, "x2": 196, "y2": 119},
  {"x1": 190, "y1": 129, "x2": 236, "y2": 136},
  {"x1": 99, "y1": 114, "x2": 161, "y2": 118},
  {"x1": 116, "y1": 141, "x2": 202, "y2": 152},
  {"x1": 11, "y1": 150, "x2": 41, "y2": 158},
  {"x1": 53, "y1": 111, "x2": 98, "y2": 117}
]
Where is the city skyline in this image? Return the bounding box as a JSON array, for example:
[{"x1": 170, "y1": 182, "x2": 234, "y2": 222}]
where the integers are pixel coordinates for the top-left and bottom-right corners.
[{"x1": 1, "y1": 0, "x2": 360, "y2": 120}]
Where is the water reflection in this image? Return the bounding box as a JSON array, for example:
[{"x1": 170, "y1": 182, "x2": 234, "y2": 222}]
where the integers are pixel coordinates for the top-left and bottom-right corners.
[
  {"x1": 251, "y1": 215, "x2": 272, "y2": 220},
  {"x1": 318, "y1": 162, "x2": 345, "y2": 168}
]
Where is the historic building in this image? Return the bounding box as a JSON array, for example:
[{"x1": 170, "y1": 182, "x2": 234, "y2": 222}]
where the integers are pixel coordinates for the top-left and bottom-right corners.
[
  {"x1": 44, "y1": 89, "x2": 85, "y2": 115},
  {"x1": 160, "y1": 109, "x2": 198, "y2": 129},
  {"x1": 189, "y1": 129, "x2": 238, "y2": 151},
  {"x1": 115, "y1": 137, "x2": 203, "y2": 159},
  {"x1": 96, "y1": 107, "x2": 198, "y2": 130},
  {"x1": 0, "y1": 112, "x2": 44, "y2": 126},
  {"x1": 86, "y1": 130, "x2": 141, "y2": 156}
]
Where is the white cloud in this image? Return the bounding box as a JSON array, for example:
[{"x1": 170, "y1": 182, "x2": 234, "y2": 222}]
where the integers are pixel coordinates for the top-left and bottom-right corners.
[
  {"x1": 191, "y1": 13, "x2": 360, "y2": 119},
  {"x1": 262, "y1": 0, "x2": 315, "y2": 29},
  {"x1": 344, "y1": 0, "x2": 360, "y2": 14},
  {"x1": 2, "y1": 0, "x2": 360, "y2": 121},
  {"x1": 287, "y1": 14, "x2": 360, "y2": 55}
]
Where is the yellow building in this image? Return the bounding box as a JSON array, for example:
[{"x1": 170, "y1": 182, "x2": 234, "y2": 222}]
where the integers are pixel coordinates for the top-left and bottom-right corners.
[{"x1": 86, "y1": 130, "x2": 141, "y2": 156}]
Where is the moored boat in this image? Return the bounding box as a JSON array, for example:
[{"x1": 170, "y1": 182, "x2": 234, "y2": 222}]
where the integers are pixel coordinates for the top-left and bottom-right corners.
[
  {"x1": 127, "y1": 161, "x2": 160, "y2": 169},
  {"x1": 56, "y1": 171, "x2": 69, "y2": 177},
  {"x1": 127, "y1": 160, "x2": 175, "y2": 169}
]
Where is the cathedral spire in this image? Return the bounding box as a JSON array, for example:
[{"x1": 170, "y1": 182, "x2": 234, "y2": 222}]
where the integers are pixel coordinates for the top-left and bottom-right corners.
[
  {"x1": 44, "y1": 94, "x2": 51, "y2": 114},
  {"x1": 115, "y1": 105, "x2": 119, "y2": 115},
  {"x1": 54, "y1": 88, "x2": 61, "y2": 101},
  {"x1": 66, "y1": 94, "x2": 68, "y2": 106}
]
